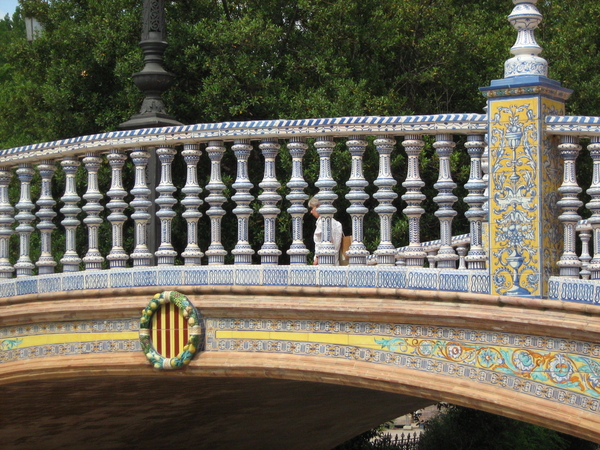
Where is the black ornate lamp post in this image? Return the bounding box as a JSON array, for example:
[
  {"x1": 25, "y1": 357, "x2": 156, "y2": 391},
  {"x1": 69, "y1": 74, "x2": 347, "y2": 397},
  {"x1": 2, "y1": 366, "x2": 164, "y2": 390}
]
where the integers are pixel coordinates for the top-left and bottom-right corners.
[{"x1": 120, "y1": 0, "x2": 182, "y2": 129}]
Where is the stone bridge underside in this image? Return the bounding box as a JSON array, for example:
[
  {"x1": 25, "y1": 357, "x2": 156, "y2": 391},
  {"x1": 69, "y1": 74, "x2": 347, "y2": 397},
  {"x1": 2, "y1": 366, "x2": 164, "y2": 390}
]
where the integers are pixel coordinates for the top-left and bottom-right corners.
[{"x1": 2, "y1": 286, "x2": 600, "y2": 449}]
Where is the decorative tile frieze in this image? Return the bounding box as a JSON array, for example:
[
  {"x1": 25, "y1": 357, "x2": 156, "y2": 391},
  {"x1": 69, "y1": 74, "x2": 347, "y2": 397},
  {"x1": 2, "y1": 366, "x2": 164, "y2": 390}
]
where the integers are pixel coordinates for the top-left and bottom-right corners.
[
  {"x1": 207, "y1": 317, "x2": 600, "y2": 414},
  {"x1": 0, "y1": 318, "x2": 139, "y2": 364}
]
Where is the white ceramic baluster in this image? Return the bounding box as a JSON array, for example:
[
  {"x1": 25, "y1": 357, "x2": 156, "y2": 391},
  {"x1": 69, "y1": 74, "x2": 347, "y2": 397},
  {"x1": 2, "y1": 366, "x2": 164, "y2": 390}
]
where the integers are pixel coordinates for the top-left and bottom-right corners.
[
  {"x1": 401, "y1": 135, "x2": 426, "y2": 267},
  {"x1": 586, "y1": 139, "x2": 600, "y2": 279},
  {"x1": 181, "y1": 144, "x2": 203, "y2": 265},
  {"x1": 60, "y1": 157, "x2": 82, "y2": 272},
  {"x1": 15, "y1": 164, "x2": 36, "y2": 277},
  {"x1": 106, "y1": 149, "x2": 129, "y2": 268},
  {"x1": 205, "y1": 140, "x2": 227, "y2": 265},
  {"x1": 482, "y1": 135, "x2": 490, "y2": 227},
  {"x1": 35, "y1": 161, "x2": 57, "y2": 275},
  {"x1": 457, "y1": 246, "x2": 467, "y2": 270},
  {"x1": 557, "y1": 136, "x2": 583, "y2": 277},
  {"x1": 314, "y1": 136, "x2": 338, "y2": 266},
  {"x1": 232, "y1": 139, "x2": 255, "y2": 264},
  {"x1": 578, "y1": 221, "x2": 592, "y2": 280},
  {"x1": 0, "y1": 168, "x2": 14, "y2": 278},
  {"x1": 258, "y1": 138, "x2": 282, "y2": 264},
  {"x1": 82, "y1": 153, "x2": 104, "y2": 270},
  {"x1": 345, "y1": 136, "x2": 369, "y2": 265},
  {"x1": 427, "y1": 251, "x2": 437, "y2": 269},
  {"x1": 155, "y1": 145, "x2": 177, "y2": 265},
  {"x1": 374, "y1": 135, "x2": 397, "y2": 265},
  {"x1": 286, "y1": 137, "x2": 309, "y2": 265},
  {"x1": 433, "y1": 134, "x2": 458, "y2": 269},
  {"x1": 464, "y1": 135, "x2": 487, "y2": 270},
  {"x1": 130, "y1": 147, "x2": 153, "y2": 267}
]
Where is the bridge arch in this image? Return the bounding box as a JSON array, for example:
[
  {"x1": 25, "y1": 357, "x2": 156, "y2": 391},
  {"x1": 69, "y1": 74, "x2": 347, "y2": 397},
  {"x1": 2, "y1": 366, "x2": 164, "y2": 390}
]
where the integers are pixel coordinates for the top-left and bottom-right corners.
[{"x1": 2, "y1": 285, "x2": 600, "y2": 448}]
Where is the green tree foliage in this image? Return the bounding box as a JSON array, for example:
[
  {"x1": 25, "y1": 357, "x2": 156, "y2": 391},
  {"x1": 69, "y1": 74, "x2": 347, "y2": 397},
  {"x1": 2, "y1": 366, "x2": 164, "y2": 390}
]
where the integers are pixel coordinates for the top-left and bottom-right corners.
[{"x1": 418, "y1": 406, "x2": 598, "y2": 450}]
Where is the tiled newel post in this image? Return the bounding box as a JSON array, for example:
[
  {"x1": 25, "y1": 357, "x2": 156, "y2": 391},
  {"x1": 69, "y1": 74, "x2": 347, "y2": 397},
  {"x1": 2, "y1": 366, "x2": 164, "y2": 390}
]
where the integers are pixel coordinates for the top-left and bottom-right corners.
[{"x1": 481, "y1": 0, "x2": 572, "y2": 297}]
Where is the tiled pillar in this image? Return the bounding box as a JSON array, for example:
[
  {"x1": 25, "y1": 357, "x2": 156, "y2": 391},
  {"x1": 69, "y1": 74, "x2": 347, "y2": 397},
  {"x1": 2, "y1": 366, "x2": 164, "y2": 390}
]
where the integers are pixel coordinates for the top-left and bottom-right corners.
[{"x1": 480, "y1": 0, "x2": 572, "y2": 297}]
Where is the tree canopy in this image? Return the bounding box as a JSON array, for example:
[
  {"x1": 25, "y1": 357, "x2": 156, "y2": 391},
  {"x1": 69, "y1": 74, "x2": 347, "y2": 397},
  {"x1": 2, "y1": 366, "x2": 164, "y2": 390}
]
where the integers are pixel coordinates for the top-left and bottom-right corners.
[{"x1": 1, "y1": 0, "x2": 600, "y2": 147}]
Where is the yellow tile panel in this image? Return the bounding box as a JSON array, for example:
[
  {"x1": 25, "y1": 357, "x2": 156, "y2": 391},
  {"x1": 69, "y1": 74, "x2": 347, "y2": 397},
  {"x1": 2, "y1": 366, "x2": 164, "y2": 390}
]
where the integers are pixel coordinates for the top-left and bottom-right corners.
[{"x1": 16, "y1": 332, "x2": 138, "y2": 348}]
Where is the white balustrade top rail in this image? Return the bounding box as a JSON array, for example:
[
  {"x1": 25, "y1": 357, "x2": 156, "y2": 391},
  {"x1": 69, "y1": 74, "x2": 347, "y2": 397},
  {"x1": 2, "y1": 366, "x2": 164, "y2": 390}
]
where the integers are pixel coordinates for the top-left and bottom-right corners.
[
  {"x1": 0, "y1": 114, "x2": 487, "y2": 165},
  {"x1": 546, "y1": 116, "x2": 600, "y2": 136}
]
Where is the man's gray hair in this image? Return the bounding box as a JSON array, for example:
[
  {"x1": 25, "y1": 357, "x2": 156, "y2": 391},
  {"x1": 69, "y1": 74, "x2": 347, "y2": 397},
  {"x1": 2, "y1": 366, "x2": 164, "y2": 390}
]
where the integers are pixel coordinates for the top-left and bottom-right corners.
[{"x1": 308, "y1": 197, "x2": 320, "y2": 209}]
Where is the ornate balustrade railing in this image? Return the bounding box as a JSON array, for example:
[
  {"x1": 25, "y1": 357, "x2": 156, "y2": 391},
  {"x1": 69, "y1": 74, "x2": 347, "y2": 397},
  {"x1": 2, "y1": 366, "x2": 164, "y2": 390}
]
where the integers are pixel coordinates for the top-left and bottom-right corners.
[
  {"x1": 0, "y1": 114, "x2": 496, "y2": 298},
  {"x1": 5, "y1": 113, "x2": 600, "y2": 303},
  {"x1": 546, "y1": 115, "x2": 600, "y2": 302}
]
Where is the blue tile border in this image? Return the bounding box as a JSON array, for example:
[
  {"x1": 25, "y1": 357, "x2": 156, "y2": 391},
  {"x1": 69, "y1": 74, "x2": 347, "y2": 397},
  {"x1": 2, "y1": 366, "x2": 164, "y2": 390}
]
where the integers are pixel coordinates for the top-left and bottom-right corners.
[{"x1": 0, "y1": 269, "x2": 598, "y2": 305}]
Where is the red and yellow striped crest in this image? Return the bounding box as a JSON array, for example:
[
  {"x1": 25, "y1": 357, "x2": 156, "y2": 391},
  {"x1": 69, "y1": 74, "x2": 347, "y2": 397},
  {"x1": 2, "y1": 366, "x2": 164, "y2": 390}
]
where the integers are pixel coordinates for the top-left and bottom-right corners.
[{"x1": 151, "y1": 301, "x2": 189, "y2": 358}]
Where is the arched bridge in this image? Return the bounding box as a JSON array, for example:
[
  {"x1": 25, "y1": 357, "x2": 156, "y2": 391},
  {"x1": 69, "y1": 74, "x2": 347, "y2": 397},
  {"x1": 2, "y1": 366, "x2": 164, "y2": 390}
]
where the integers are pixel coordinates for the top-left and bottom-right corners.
[
  {"x1": 3, "y1": 1, "x2": 600, "y2": 449},
  {"x1": 4, "y1": 281, "x2": 600, "y2": 449}
]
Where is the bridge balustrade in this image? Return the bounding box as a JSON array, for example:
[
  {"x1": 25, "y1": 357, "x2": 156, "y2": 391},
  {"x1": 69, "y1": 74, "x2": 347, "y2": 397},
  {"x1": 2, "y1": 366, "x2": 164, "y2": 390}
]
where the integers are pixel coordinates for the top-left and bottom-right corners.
[
  {"x1": 0, "y1": 115, "x2": 492, "y2": 293},
  {"x1": 545, "y1": 117, "x2": 600, "y2": 301}
]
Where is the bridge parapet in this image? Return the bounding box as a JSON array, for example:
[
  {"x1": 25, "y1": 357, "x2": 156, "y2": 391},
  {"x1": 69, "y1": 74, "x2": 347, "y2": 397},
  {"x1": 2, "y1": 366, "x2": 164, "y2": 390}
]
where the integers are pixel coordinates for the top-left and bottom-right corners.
[
  {"x1": 1, "y1": 111, "x2": 600, "y2": 302},
  {"x1": 0, "y1": 115, "x2": 495, "y2": 296}
]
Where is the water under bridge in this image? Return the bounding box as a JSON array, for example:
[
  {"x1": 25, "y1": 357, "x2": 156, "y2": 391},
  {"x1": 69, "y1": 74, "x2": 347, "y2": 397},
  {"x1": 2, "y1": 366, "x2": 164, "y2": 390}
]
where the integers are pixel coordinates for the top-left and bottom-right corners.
[{"x1": 2, "y1": 1, "x2": 600, "y2": 449}]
